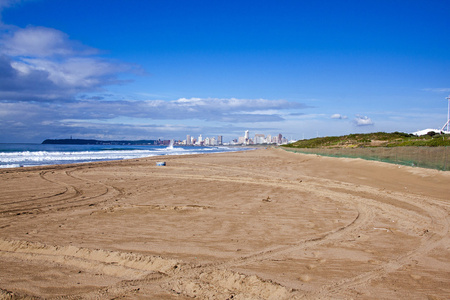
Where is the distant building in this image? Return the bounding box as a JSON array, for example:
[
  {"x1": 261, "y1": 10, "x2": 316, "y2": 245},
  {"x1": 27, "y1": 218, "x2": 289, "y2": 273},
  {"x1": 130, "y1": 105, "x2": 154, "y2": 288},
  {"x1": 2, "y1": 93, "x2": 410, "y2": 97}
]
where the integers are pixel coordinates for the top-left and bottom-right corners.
[
  {"x1": 186, "y1": 135, "x2": 191, "y2": 145},
  {"x1": 254, "y1": 134, "x2": 265, "y2": 144},
  {"x1": 218, "y1": 135, "x2": 223, "y2": 145},
  {"x1": 271, "y1": 135, "x2": 278, "y2": 144}
]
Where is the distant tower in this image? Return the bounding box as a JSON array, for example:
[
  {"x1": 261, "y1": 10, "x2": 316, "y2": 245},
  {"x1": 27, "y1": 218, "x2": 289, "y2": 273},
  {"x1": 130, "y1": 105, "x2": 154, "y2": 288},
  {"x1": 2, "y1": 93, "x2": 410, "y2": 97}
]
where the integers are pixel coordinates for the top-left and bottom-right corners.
[
  {"x1": 218, "y1": 135, "x2": 223, "y2": 145},
  {"x1": 186, "y1": 135, "x2": 191, "y2": 145},
  {"x1": 441, "y1": 94, "x2": 450, "y2": 132},
  {"x1": 244, "y1": 130, "x2": 249, "y2": 139}
]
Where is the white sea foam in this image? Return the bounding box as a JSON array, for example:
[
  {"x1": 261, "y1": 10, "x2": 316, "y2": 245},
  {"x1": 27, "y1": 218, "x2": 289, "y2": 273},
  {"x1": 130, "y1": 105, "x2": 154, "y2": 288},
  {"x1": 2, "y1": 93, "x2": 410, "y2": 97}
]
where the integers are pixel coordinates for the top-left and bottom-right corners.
[
  {"x1": 0, "y1": 145, "x2": 249, "y2": 168},
  {"x1": 0, "y1": 150, "x2": 153, "y2": 163}
]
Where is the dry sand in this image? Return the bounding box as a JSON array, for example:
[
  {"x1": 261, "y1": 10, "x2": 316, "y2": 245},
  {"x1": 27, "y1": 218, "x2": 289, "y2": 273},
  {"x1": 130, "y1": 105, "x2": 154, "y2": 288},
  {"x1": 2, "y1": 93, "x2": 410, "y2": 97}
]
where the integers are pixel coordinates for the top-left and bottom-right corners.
[{"x1": 0, "y1": 148, "x2": 449, "y2": 299}]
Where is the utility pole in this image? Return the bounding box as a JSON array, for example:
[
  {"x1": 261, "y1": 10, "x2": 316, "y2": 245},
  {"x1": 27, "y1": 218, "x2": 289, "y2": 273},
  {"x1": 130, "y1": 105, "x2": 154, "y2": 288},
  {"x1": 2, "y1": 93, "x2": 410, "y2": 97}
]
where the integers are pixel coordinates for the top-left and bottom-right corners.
[{"x1": 441, "y1": 94, "x2": 450, "y2": 132}]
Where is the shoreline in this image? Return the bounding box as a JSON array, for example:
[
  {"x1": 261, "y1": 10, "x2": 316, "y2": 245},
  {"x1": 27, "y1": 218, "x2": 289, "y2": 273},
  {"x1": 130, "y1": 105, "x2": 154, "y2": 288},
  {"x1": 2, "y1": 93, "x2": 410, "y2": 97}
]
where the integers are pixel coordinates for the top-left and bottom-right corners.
[
  {"x1": 0, "y1": 144, "x2": 255, "y2": 170},
  {"x1": 0, "y1": 148, "x2": 448, "y2": 298}
]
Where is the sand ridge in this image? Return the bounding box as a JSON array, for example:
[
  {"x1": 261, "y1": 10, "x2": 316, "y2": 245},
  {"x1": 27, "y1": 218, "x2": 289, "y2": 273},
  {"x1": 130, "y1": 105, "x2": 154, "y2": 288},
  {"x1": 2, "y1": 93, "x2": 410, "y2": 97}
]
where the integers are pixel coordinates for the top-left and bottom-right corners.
[{"x1": 0, "y1": 148, "x2": 449, "y2": 299}]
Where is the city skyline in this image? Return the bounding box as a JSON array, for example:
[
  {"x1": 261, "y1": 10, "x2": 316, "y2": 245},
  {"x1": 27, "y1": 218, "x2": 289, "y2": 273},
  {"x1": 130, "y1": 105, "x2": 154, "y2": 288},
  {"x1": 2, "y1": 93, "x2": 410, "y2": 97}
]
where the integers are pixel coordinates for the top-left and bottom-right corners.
[
  {"x1": 183, "y1": 130, "x2": 287, "y2": 146},
  {"x1": 0, "y1": 1, "x2": 449, "y2": 143}
]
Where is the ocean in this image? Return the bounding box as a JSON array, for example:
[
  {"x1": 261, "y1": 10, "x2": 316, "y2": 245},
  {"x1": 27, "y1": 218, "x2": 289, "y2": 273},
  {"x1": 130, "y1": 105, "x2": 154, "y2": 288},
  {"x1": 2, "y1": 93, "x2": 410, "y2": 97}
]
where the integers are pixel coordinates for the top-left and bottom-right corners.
[{"x1": 0, "y1": 143, "x2": 250, "y2": 168}]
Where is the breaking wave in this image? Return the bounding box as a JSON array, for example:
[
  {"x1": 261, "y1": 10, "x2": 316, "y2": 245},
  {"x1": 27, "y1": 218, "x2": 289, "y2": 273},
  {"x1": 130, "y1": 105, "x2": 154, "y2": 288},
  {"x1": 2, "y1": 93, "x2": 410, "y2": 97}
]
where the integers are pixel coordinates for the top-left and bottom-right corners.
[{"x1": 0, "y1": 145, "x2": 249, "y2": 168}]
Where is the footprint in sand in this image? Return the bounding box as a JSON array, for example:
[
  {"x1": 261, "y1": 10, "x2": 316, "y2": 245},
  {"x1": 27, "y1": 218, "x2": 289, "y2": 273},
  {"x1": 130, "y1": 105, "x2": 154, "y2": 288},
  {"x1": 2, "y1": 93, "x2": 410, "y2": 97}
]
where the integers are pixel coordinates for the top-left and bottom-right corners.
[
  {"x1": 298, "y1": 274, "x2": 312, "y2": 282},
  {"x1": 410, "y1": 274, "x2": 422, "y2": 280}
]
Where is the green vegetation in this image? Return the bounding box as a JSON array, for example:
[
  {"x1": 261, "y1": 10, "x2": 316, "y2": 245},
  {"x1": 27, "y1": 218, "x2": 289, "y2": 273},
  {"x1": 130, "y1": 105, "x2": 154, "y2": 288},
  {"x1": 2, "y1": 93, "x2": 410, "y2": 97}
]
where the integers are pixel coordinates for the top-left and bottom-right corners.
[{"x1": 283, "y1": 132, "x2": 450, "y2": 148}]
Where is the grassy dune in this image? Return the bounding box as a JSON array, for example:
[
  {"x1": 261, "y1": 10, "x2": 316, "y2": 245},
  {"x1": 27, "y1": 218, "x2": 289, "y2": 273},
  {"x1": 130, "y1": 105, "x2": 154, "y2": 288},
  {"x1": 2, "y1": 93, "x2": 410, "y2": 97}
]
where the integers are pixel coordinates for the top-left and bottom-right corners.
[{"x1": 283, "y1": 132, "x2": 450, "y2": 148}]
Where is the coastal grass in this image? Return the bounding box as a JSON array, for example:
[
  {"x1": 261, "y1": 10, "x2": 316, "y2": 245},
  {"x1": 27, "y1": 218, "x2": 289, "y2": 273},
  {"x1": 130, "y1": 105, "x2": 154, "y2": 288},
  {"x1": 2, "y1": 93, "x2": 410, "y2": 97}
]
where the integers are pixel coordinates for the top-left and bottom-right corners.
[
  {"x1": 283, "y1": 132, "x2": 450, "y2": 149},
  {"x1": 282, "y1": 132, "x2": 450, "y2": 171}
]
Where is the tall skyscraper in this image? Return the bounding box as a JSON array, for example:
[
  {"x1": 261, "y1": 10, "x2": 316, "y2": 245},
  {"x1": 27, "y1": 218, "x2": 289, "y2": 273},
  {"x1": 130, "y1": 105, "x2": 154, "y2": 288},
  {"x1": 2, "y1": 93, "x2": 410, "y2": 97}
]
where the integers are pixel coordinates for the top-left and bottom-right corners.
[
  {"x1": 218, "y1": 135, "x2": 223, "y2": 145},
  {"x1": 244, "y1": 130, "x2": 250, "y2": 145},
  {"x1": 186, "y1": 135, "x2": 191, "y2": 145}
]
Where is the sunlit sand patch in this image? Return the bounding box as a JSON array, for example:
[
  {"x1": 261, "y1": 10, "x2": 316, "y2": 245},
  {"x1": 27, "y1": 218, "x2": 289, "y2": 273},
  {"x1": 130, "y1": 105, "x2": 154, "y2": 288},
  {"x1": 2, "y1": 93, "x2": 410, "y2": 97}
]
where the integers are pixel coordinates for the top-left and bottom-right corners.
[{"x1": 298, "y1": 274, "x2": 312, "y2": 282}]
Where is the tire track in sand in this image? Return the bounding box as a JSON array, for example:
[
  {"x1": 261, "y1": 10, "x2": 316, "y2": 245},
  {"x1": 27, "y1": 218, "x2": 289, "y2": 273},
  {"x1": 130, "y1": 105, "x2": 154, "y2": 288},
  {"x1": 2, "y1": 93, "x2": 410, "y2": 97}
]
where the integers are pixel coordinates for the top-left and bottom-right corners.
[
  {"x1": 313, "y1": 188, "x2": 449, "y2": 298},
  {"x1": 1, "y1": 156, "x2": 447, "y2": 299},
  {"x1": 0, "y1": 238, "x2": 295, "y2": 300},
  {"x1": 0, "y1": 170, "x2": 80, "y2": 215},
  {"x1": 146, "y1": 163, "x2": 448, "y2": 298},
  {"x1": 0, "y1": 167, "x2": 124, "y2": 215},
  {"x1": 143, "y1": 171, "x2": 375, "y2": 298}
]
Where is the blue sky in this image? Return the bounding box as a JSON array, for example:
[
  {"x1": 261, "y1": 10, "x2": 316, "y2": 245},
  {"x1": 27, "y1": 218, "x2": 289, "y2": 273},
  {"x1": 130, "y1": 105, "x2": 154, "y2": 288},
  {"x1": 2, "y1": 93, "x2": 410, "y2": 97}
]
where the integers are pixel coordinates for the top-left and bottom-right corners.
[{"x1": 0, "y1": 0, "x2": 449, "y2": 143}]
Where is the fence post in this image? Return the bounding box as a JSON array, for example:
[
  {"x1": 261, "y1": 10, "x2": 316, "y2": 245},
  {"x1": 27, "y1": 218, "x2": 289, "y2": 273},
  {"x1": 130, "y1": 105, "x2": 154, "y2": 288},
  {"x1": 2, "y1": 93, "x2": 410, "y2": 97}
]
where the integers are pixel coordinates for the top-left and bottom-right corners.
[{"x1": 444, "y1": 146, "x2": 448, "y2": 171}]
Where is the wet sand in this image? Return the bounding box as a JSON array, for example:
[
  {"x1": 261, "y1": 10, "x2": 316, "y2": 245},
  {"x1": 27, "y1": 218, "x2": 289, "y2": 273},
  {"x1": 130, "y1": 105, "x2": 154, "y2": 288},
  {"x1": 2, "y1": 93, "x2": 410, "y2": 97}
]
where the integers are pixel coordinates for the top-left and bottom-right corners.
[{"x1": 0, "y1": 148, "x2": 449, "y2": 299}]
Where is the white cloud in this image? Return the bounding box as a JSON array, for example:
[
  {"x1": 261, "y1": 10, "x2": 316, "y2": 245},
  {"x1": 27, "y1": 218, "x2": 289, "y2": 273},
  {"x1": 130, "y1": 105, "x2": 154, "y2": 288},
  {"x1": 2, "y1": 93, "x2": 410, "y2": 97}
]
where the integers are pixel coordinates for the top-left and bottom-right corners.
[
  {"x1": 331, "y1": 113, "x2": 348, "y2": 119},
  {"x1": 20, "y1": 57, "x2": 127, "y2": 87},
  {"x1": 0, "y1": 96, "x2": 307, "y2": 128},
  {"x1": 172, "y1": 97, "x2": 303, "y2": 111},
  {"x1": 1, "y1": 26, "x2": 97, "y2": 57},
  {"x1": 354, "y1": 114, "x2": 374, "y2": 126},
  {"x1": 1, "y1": 96, "x2": 299, "y2": 141},
  {"x1": 0, "y1": 24, "x2": 139, "y2": 101}
]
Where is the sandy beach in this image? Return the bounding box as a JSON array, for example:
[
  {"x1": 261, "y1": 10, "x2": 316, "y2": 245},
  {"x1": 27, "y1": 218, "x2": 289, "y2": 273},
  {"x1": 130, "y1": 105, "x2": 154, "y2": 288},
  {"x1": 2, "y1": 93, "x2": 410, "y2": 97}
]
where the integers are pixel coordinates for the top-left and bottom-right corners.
[{"x1": 0, "y1": 148, "x2": 449, "y2": 299}]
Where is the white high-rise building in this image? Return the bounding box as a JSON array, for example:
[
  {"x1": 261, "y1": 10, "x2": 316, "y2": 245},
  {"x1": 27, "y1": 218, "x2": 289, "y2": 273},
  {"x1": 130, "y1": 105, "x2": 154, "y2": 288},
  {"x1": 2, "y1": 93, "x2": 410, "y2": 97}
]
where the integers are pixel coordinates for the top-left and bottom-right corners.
[
  {"x1": 254, "y1": 134, "x2": 265, "y2": 144},
  {"x1": 244, "y1": 130, "x2": 250, "y2": 145},
  {"x1": 186, "y1": 135, "x2": 191, "y2": 145}
]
